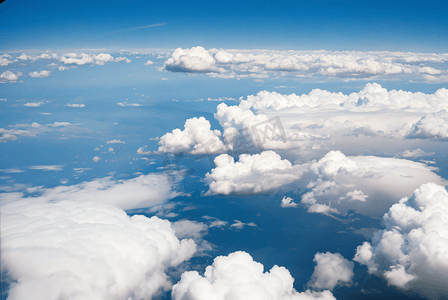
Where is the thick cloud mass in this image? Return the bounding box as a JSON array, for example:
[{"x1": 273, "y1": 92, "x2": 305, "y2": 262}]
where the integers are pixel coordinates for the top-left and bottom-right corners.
[
  {"x1": 205, "y1": 151, "x2": 305, "y2": 195},
  {"x1": 353, "y1": 183, "x2": 448, "y2": 299},
  {"x1": 1, "y1": 173, "x2": 180, "y2": 210},
  {"x1": 157, "y1": 117, "x2": 227, "y2": 154},
  {"x1": 172, "y1": 251, "x2": 336, "y2": 300},
  {"x1": 407, "y1": 114, "x2": 448, "y2": 139},
  {"x1": 205, "y1": 150, "x2": 446, "y2": 217},
  {"x1": 308, "y1": 252, "x2": 354, "y2": 290},
  {"x1": 1, "y1": 199, "x2": 196, "y2": 300},
  {"x1": 163, "y1": 48, "x2": 448, "y2": 82}
]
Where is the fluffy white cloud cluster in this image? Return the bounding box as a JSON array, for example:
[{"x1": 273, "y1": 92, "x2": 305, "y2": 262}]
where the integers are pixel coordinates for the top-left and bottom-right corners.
[
  {"x1": 1, "y1": 173, "x2": 179, "y2": 210},
  {"x1": 29, "y1": 70, "x2": 52, "y2": 78},
  {"x1": 0, "y1": 71, "x2": 22, "y2": 82},
  {"x1": 164, "y1": 47, "x2": 225, "y2": 73},
  {"x1": 407, "y1": 114, "x2": 448, "y2": 139},
  {"x1": 205, "y1": 151, "x2": 305, "y2": 195},
  {"x1": 163, "y1": 48, "x2": 448, "y2": 82},
  {"x1": 204, "y1": 150, "x2": 445, "y2": 217},
  {"x1": 59, "y1": 53, "x2": 117, "y2": 65},
  {"x1": 1, "y1": 54, "x2": 13, "y2": 66},
  {"x1": 308, "y1": 252, "x2": 354, "y2": 290},
  {"x1": 353, "y1": 183, "x2": 448, "y2": 299},
  {"x1": 157, "y1": 117, "x2": 227, "y2": 154},
  {"x1": 1, "y1": 199, "x2": 196, "y2": 300},
  {"x1": 172, "y1": 251, "x2": 336, "y2": 300}
]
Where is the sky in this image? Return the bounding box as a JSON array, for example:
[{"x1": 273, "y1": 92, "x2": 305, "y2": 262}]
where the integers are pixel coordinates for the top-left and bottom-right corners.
[{"x1": 1, "y1": 0, "x2": 448, "y2": 300}]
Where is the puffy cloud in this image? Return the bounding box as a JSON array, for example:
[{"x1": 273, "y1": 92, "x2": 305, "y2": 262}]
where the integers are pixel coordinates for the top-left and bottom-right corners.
[
  {"x1": 164, "y1": 47, "x2": 225, "y2": 73},
  {"x1": 144, "y1": 60, "x2": 154, "y2": 65},
  {"x1": 1, "y1": 199, "x2": 196, "y2": 300},
  {"x1": 29, "y1": 70, "x2": 52, "y2": 78},
  {"x1": 308, "y1": 252, "x2": 354, "y2": 290},
  {"x1": 205, "y1": 151, "x2": 305, "y2": 195},
  {"x1": 353, "y1": 183, "x2": 448, "y2": 299},
  {"x1": 407, "y1": 114, "x2": 448, "y2": 139},
  {"x1": 281, "y1": 196, "x2": 299, "y2": 208},
  {"x1": 137, "y1": 146, "x2": 151, "y2": 155},
  {"x1": 172, "y1": 251, "x2": 336, "y2": 300},
  {"x1": 60, "y1": 53, "x2": 95, "y2": 65},
  {"x1": 0, "y1": 57, "x2": 13, "y2": 66},
  {"x1": 157, "y1": 117, "x2": 227, "y2": 154},
  {"x1": 1, "y1": 71, "x2": 22, "y2": 82},
  {"x1": 164, "y1": 48, "x2": 448, "y2": 82},
  {"x1": 115, "y1": 56, "x2": 131, "y2": 63},
  {"x1": 58, "y1": 65, "x2": 77, "y2": 71},
  {"x1": 401, "y1": 148, "x2": 435, "y2": 158},
  {"x1": 94, "y1": 53, "x2": 114, "y2": 65}
]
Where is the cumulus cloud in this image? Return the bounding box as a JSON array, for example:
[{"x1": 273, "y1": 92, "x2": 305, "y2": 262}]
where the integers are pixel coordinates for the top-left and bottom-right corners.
[
  {"x1": 163, "y1": 48, "x2": 448, "y2": 82},
  {"x1": 0, "y1": 56, "x2": 13, "y2": 66},
  {"x1": 401, "y1": 148, "x2": 435, "y2": 158},
  {"x1": 407, "y1": 114, "x2": 448, "y2": 139},
  {"x1": 157, "y1": 117, "x2": 227, "y2": 154},
  {"x1": 29, "y1": 70, "x2": 52, "y2": 78},
  {"x1": 137, "y1": 146, "x2": 151, "y2": 155},
  {"x1": 281, "y1": 196, "x2": 299, "y2": 208},
  {"x1": 115, "y1": 56, "x2": 131, "y2": 63},
  {"x1": 205, "y1": 151, "x2": 305, "y2": 195},
  {"x1": 144, "y1": 60, "x2": 154, "y2": 65},
  {"x1": 164, "y1": 46, "x2": 225, "y2": 73},
  {"x1": 23, "y1": 102, "x2": 45, "y2": 107},
  {"x1": 308, "y1": 252, "x2": 354, "y2": 290},
  {"x1": 353, "y1": 183, "x2": 448, "y2": 299},
  {"x1": 1, "y1": 71, "x2": 22, "y2": 82},
  {"x1": 172, "y1": 251, "x2": 336, "y2": 300},
  {"x1": 1, "y1": 199, "x2": 196, "y2": 300}
]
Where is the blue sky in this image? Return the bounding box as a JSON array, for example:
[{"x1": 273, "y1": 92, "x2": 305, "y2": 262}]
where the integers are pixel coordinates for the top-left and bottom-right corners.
[
  {"x1": 2, "y1": 0, "x2": 448, "y2": 51},
  {"x1": 1, "y1": 1, "x2": 448, "y2": 300}
]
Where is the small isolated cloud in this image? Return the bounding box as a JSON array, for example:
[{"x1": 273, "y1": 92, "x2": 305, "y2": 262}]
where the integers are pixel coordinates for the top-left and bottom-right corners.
[
  {"x1": 1, "y1": 71, "x2": 22, "y2": 82},
  {"x1": 65, "y1": 103, "x2": 85, "y2": 107},
  {"x1": 58, "y1": 65, "x2": 77, "y2": 71},
  {"x1": 23, "y1": 102, "x2": 45, "y2": 107},
  {"x1": 137, "y1": 146, "x2": 151, "y2": 155},
  {"x1": 93, "y1": 156, "x2": 100, "y2": 162},
  {"x1": 106, "y1": 139, "x2": 125, "y2": 144},
  {"x1": 0, "y1": 98, "x2": 7, "y2": 101},
  {"x1": 117, "y1": 102, "x2": 142, "y2": 106},
  {"x1": 28, "y1": 165, "x2": 64, "y2": 171},
  {"x1": 29, "y1": 70, "x2": 52, "y2": 78},
  {"x1": 115, "y1": 57, "x2": 131, "y2": 63},
  {"x1": 0, "y1": 168, "x2": 26, "y2": 174},
  {"x1": 172, "y1": 251, "x2": 336, "y2": 300},
  {"x1": 308, "y1": 252, "x2": 354, "y2": 290},
  {"x1": 0, "y1": 57, "x2": 13, "y2": 66},
  {"x1": 144, "y1": 60, "x2": 154, "y2": 66},
  {"x1": 109, "y1": 148, "x2": 114, "y2": 152},
  {"x1": 354, "y1": 183, "x2": 448, "y2": 299},
  {"x1": 164, "y1": 46, "x2": 225, "y2": 73},
  {"x1": 281, "y1": 196, "x2": 299, "y2": 208},
  {"x1": 230, "y1": 220, "x2": 257, "y2": 229},
  {"x1": 158, "y1": 117, "x2": 226, "y2": 154}
]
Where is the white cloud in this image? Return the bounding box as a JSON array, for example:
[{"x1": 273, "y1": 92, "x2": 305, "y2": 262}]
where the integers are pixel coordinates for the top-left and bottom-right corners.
[
  {"x1": 58, "y1": 65, "x2": 77, "y2": 71},
  {"x1": 308, "y1": 252, "x2": 354, "y2": 290},
  {"x1": 163, "y1": 48, "x2": 448, "y2": 82},
  {"x1": 117, "y1": 102, "x2": 142, "y2": 106},
  {"x1": 401, "y1": 148, "x2": 435, "y2": 158},
  {"x1": 93, "y1": 156, "x2": 100, "y2": 162},
  {"x1": 0, "y1": 57, "x2": 13, "y2": 66},
  {"x1": 172, "y1": 251, "x2": 336, "y2": 300},
  {"x1": 407, "y1": 114, "x2": 448, "y2": 139},
  {"x1": 0, "y1": 168, "x2": 26, "y2": 174},
  {"x1": 157, "y1": 117, "x2": 227, "y2": 154},
  {"x1": 29, "y1": 70, "x2": 52, "y2": 78},
  {"x1": 109, "y1": 147, "x2": 114, "y2": 152},
  {"x1": 106, "y1": 139, "x2": 125, "y2": 144},
  {"x1": 94, "y1": 53, "x2": 114, "y2": 65},
  {"x1": 1, "y1": 199, "x2": 196, "y2": 300},
  {"x1": 28, "y1": 165, "x2": 64, "y2": 171},
  {"x1": 1, "y1": 71, "x2": 22, "y2": 82},
  {"x1": 23, "y1": 102, "x2": 45, "y2": 107},
  {"x1": 144, "y1": 60, "x2": 154, "y2": 65},
  {"x1": 205, "y1": 151, "x2": 305, "y2": 195},
  {"x1": 137, "y1": 146, "x2": 151, "y2": 155},
  {"x1": 65, "y1": 103, "x2": 85, "y2": 107},
  {"x1": 353, "y1": 183, "x2": 448, "y2": 299},
  {"x1": 281, "y1": 196, "x2": 299, "y2": 208},
  {"x1": 230, "y1": 220, "x2": 257, "y2": 229},
  {"x1": 164, "y1": 46, "x2": 225, "y2": 73},
  {"x1": 115, "y1": 56, "x2": 131, "y2": 63},
  {"x1": 1, "y1": 173, "x2": 180, "y2": 211}
]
